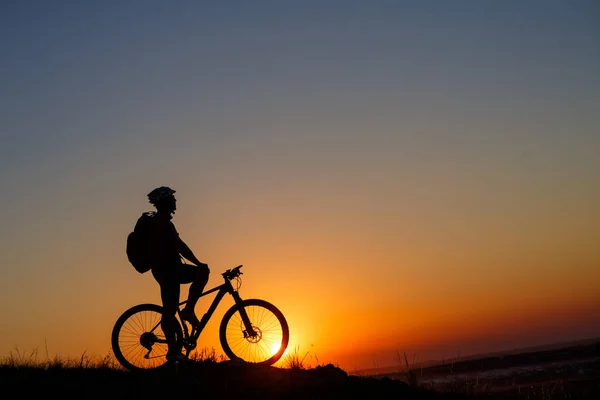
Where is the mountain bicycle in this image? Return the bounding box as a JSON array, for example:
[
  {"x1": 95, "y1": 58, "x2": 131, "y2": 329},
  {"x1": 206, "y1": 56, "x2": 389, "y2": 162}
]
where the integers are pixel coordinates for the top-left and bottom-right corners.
[{"x1": 111, "y1": 265, "x2": 289, "y2": 371}]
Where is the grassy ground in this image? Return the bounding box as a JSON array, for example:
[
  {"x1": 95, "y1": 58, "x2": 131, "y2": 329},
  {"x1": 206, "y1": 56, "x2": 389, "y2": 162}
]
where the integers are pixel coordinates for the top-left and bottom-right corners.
[
  {"x1": 0, "y1": 351, "x2": 462, "y2": 400},
  {"x1": 1, "y1": 345, "x2": 598, "y2": 399}
]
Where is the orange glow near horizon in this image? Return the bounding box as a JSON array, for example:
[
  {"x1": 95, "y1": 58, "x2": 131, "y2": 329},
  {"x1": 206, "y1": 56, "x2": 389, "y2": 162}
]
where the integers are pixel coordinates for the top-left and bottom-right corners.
[{"x1": 1, "y1": 234, "x2": 598, "y2": 373}]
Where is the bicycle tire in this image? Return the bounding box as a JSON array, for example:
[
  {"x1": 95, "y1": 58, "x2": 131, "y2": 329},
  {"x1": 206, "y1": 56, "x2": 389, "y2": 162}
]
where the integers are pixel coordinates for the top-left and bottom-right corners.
[
  {"x1": 111, "y1": 303, "x2": 183, "y2": 371},
  {"x1": 219, "y1": 299, "x2": 289, "y2": 366}
]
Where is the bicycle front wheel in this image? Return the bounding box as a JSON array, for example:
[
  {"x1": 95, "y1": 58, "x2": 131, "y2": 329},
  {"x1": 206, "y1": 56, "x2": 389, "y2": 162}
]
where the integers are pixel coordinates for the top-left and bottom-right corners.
[
  {"x1": 219, "y1": 299, "x2": 289, "y2": 366},
  {"x1": 111, "y1": 303, "x2": 183, "y2": 371}
]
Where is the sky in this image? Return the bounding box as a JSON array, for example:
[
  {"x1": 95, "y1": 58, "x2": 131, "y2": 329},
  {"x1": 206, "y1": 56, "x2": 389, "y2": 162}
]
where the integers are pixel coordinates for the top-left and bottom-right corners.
[{"x1": 1, "y1": 0, "x2": 599, "y2": 372}]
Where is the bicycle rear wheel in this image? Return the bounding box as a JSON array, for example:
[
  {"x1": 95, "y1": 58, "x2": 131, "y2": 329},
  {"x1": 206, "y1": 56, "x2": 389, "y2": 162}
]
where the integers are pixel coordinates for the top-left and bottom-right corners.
[
  {"x1": 219, "y1": 299, "x2": 289, "y2": 366},
  {"x1": 111, "y1": 303, "x2": 183, "y2": 371}
]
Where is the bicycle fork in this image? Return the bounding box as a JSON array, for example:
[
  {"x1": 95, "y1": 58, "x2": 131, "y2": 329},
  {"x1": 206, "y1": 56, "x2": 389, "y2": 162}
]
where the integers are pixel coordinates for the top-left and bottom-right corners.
[{"x1": 231, "y1": 292, "x2": 258, "y2": 338}]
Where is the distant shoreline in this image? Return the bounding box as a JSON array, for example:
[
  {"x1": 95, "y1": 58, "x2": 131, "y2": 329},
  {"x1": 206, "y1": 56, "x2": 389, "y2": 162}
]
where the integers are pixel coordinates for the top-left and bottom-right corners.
[{"x1": 351, "y1": 336, "x2": 600, "y2": 377}]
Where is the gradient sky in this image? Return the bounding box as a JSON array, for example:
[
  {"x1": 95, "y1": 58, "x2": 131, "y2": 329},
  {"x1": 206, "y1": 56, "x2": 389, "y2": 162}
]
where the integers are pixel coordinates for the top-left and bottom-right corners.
[{"x1": 1, "y1": 1, "x2": 599, "y2": 371}]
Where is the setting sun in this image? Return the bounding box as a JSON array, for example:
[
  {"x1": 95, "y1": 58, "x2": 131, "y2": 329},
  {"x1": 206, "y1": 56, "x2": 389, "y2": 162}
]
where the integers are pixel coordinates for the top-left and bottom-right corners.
[{"x1": 271, "y1": 343, "x2": 281, "y2": 356}]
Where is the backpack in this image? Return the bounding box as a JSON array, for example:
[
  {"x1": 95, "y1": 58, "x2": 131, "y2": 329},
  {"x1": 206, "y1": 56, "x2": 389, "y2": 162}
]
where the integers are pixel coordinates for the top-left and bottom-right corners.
[{"x1": 126, "y1": 212, "x2": 156, "y2": 274}]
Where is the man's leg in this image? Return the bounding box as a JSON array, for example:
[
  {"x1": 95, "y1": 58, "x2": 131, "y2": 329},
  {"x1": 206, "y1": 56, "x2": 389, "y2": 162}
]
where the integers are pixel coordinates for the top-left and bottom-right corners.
[
  {"x1": 184, "y1": 265, "x2": 210, "y2": 311},
  {"x1": 178, "y1": 264, "x2": 209, "y2": 324},
  {"x1": 157, "y1": 278, "x2": 181, "y2": 357}
]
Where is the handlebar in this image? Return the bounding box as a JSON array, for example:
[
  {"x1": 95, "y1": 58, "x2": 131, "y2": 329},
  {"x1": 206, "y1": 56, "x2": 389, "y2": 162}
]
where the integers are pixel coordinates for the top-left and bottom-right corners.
[{"x1": 222, "y1": 265, "x2": 243, "y2": 280}]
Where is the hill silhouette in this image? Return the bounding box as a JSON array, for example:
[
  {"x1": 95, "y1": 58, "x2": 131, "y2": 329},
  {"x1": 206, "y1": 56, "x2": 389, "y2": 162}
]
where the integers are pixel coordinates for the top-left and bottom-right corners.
[{"x1": 1, "y1": 360, "x2": 467, "y2": 400}]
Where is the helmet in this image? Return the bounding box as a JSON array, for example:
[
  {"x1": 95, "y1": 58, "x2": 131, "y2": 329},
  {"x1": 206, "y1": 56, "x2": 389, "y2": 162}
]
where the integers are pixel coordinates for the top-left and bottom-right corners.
[{"x1": 147, "y1": 186, "x2": 176, "y2": 204}]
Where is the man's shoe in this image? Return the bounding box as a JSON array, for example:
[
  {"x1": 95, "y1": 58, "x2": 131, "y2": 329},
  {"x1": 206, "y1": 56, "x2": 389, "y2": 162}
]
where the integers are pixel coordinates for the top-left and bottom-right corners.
[
  {"x1": 180, "y1": 309, "x2": 200, "y2": 328},
  {"x1": 166, "y1": 352, "x2": 187, "y2": 362}
]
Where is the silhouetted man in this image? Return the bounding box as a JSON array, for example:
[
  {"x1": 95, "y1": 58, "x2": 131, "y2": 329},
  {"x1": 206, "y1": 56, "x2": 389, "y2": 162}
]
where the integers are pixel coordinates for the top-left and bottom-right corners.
[{"x1": 145, "y1": 186, "x2": 210, "y2": 361}]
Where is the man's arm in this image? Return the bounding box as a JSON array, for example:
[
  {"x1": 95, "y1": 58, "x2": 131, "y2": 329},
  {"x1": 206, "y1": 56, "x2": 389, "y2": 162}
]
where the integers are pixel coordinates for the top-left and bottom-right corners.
[{"x1": 178, "y1": 238, "x2": 208, "y2": 268}]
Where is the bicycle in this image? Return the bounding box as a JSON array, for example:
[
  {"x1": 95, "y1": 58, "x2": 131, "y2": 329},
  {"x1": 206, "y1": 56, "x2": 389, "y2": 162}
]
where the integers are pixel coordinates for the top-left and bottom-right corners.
[{"x1": 111, "y1": 265, "x2": 289, "y2": 371}]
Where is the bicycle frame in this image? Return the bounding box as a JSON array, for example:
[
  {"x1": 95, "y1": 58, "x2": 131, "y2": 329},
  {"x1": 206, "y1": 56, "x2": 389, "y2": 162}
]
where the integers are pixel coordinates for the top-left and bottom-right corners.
[{"x1": 174, "y1": 266, "x2": 257, "y2": 348}]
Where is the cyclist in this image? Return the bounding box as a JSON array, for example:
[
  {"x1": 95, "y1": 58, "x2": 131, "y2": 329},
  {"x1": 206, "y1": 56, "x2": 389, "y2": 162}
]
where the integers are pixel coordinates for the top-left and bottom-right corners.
[{"x1": 145, "y1": 186, "x2": 210, "y2": 361}]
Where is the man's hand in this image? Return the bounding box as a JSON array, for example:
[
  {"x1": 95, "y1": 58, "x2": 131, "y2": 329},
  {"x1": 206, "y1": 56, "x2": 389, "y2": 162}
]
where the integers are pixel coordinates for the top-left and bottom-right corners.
[{"x1": 197, "y1": 262, "x2": 209, "y2": 271}]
